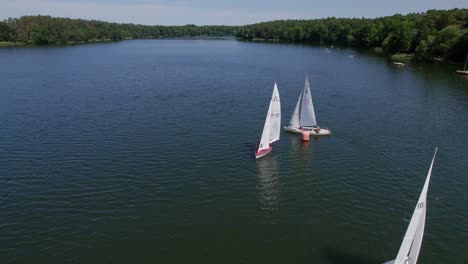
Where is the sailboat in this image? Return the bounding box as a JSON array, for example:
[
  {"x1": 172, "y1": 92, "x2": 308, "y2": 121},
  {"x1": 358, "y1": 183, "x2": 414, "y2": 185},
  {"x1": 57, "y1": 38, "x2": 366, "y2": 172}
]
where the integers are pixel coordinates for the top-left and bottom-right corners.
[
  {"x1": 384, "y1": 147, "x2": 438, "y2": 264},
  {"x1": 255, "y1": 82, "x2": 281, "y2": 159},
  {"x1": 284, "y1": 73, "x2": 331, "y2": 136},
  {"x1": 455, "y1": 53, "x2": 468, "y2": 75}
]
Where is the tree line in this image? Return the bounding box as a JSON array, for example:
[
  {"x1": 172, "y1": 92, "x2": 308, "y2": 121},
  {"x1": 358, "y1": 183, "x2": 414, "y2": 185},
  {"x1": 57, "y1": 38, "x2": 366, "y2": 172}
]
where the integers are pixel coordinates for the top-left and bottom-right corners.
[
  {"x1": 236, "y1": 9, "x2": 468, "y2": 62},
  {"x1": 0, "y1": 9, "x2": 467, "y2": 61},
  {"x1": 0, "y1": 16, "x2": 240, "y2": 44}
]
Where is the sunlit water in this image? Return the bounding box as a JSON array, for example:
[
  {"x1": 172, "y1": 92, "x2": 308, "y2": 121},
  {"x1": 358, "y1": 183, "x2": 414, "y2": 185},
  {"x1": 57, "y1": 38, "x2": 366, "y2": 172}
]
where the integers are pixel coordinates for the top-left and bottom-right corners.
[{"x1": 1, "y1": 39, "x2": 467, "y2": 263}]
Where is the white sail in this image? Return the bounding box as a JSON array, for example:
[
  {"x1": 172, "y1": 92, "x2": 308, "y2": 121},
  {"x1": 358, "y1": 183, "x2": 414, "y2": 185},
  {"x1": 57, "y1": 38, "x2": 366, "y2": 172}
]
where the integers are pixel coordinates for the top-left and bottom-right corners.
[
  {"x1": 258, "y1": 82, "x2": 281, "y2": 151},
  {"x1": 288, "y1": 92, "x2": 302, "y2": 128},
  {"x1": 268, "y1": 82, "x2": 281, "y2": 143},
  {"x1": 299, "y1": 73, "x2": 317, "y2": 127},
  {"x1": 389, "y1": 148, "x2": 438, "y2": 264},
  {"x1": 258, "y1": 105, "x2": 271, "y2": 152}
]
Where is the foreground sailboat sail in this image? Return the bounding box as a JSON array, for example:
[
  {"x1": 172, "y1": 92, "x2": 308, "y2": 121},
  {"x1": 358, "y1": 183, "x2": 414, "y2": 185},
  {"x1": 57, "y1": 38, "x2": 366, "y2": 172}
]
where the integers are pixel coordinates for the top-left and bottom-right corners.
[
  {"x1": 255, "y1": 82, "x2": 281, "y2": 159},
  {"x1": 284, "y1": 73, "x2": 331, "y2": 136},
  {"x1": 385, "y1": 147, "x2": 438, "y2": 264}
]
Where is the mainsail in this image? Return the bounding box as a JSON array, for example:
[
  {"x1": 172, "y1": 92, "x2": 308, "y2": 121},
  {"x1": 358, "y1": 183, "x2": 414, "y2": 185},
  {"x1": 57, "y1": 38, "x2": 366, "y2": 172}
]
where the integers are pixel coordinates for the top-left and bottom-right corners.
[
  {"x1": 387, "y1": 148, "x2": 438, "y2": 264},
  {"x1": 288, "y1": 73, "x2": 318, "y2": 128},
  {"x1": 258, "y1": 82, "x2": 281, "y2": 151},
  {"x1": 299, "y1": 73, "x2": 317, "y2": 127},
  {"x1": 269, "y1": 82, "x2": 281, "y2": 143}
]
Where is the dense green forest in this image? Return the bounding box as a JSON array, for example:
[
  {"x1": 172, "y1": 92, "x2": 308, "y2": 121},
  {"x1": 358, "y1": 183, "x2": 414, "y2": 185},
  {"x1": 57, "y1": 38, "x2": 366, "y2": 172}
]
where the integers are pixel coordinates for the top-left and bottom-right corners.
[
  {"x1": 0, "y1": 15, "x2": 239, "y2": 45},
  {"x1": 237, "y1": 9, "x2": 468, "y2": 62},
  {"x1": 0, "y1": 9, "x2": 467, "y2": 62}
]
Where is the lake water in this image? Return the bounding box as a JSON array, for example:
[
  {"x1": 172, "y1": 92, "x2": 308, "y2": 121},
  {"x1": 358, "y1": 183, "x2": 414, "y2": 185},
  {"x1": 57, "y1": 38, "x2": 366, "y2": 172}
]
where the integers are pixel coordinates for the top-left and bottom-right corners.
[{"x1": 1, "y1": 39, "x2": 467, "y2": 263}]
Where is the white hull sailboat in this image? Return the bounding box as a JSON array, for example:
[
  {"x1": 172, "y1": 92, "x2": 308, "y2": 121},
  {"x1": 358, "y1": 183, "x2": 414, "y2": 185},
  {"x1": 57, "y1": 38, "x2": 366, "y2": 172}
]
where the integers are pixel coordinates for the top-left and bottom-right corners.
[
  {"x1": 255, "y1": 82, "x2": 281, "y2": 159},
  {"x1": 284, "y1": 73, "x2": 331, "y2": 136},
  {"x1": 455, "y1": 52, "x2": 468, "y2": 75},
  {"x1": 384, "y1": 147, "x2": 438, "y2": 264}
]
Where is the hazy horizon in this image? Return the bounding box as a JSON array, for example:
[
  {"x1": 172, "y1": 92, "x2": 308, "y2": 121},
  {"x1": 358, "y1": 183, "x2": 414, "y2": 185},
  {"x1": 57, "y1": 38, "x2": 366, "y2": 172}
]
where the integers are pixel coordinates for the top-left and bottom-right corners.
[{"x1": 1, "y1": 0, "x2": 467, "y2": 26}]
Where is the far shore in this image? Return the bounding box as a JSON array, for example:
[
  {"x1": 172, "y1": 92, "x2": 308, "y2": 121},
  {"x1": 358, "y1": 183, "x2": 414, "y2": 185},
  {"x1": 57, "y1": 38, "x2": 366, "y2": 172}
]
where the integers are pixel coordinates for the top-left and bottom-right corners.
[{"x1": 0, "y1": 38, "x2": 460, "y2": 65}]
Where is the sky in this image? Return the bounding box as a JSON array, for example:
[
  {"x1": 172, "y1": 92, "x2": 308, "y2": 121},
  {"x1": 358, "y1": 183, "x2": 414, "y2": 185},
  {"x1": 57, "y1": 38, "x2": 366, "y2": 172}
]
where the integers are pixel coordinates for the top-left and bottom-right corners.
[{"x1": 0, "y1": 0, "x2": 467, "y2": 25}]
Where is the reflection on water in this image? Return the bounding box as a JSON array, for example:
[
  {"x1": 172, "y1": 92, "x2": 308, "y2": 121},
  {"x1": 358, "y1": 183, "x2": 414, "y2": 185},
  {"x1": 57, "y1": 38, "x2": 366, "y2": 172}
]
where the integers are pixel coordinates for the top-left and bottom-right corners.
[
  {"x1": 455, "y1": 74, "x2": 468, "y2": 81},
  {"x1": 288, "y1": 135, "x2": 317, "y2": 159},
  {"x1": 256, "y1": 155, "x2": 280, "y2": 212}
]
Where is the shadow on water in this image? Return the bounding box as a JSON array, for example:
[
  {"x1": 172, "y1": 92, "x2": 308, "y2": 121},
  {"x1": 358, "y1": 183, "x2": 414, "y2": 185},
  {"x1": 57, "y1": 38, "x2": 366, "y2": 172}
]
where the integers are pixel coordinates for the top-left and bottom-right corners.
[{"x1": 323, "y1": 246, "x2": 380, "y2": 264}]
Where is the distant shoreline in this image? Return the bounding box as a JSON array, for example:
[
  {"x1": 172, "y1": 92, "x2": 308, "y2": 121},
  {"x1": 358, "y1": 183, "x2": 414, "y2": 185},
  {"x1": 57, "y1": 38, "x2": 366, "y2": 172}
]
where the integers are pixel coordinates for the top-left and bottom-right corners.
[
  {"x1": 237, "y1": 38, "x2": 462, "y2": 65},
  {"x1": 0, "y1": 15, "x2": 240, "y2": 48},
  {"x1": 1, "y1": 37, "x2": 462, "y2": 65},
  {"x1": 1, "y1": 9, "x2": 466, "y2": 63},
  {"x1": 0, "y1": 38, "x2": 115, "y2": 47},
  {"x1": 236, "y1": 9, "x2": 467, "y2": 63},
  {"x1": 0, "y1": 36, "x2": 235, "y2": 47}
]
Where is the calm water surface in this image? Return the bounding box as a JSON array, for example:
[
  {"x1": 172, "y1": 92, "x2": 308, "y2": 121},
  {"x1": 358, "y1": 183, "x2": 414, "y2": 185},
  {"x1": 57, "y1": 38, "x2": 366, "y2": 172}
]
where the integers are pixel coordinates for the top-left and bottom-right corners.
[{"x1": 1, "y1": 39, "x2": 467, "y2": 263}]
